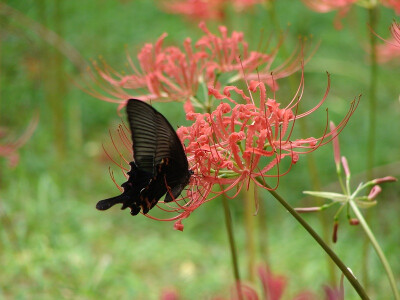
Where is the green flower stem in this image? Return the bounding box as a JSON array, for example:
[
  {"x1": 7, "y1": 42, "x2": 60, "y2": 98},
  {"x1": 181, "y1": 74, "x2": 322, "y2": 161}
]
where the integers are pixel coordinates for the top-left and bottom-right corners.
[
  {"x1": 256, "y1": 178, "x2": 370, "y2": 299},
  {"x1": 363, "y1": 6, "x2": 379, "y2": 288},
  {"x1": 243, "y1": 181, "x2": 256, "y2": 282},
  {"x1": 349, "y1": 200, "x2": 400, "y2": 300},
  {"x1": 367, "y1": 6, "x2": 378, "y2": 181},
  {"x1": 221, "y1": 193, "x2": 243, "y2": 300}
]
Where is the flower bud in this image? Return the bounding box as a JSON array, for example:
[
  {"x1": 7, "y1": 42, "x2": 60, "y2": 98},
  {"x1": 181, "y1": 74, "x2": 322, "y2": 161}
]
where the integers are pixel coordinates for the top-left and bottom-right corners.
[
  {"x1": 295, "y1": 207, "x2": 321, "y2": 213},
  {"x1": 332, "y1": 222, "x2": 339, "y2": 243},
  {"x1": 371, "y1": 176, "x2": 397, "y2": 185},
  {"x1": 349, "y1": 218, "x2": 359, "y2": 225},
  {"x1": 341, "y1": 156, "x2": 350, "y2": 177},
  {"x1": 330, "y1": 121, "x2": 341, "y2": 167},
  {"x1": 368, "y1": 185, "x2": 382, "y2": 201}
]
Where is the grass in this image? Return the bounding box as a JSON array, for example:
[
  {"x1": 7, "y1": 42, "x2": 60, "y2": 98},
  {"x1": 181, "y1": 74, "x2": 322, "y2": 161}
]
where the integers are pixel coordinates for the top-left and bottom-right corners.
[{"x1": 1, "y1": 0, "x2": 399, "y2": 299}]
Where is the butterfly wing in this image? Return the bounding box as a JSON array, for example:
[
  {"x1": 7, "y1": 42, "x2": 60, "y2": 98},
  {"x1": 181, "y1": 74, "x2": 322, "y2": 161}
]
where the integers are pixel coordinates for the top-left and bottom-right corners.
[
  {"x1": 126, "y1": 99, "x2": 189, "y2": 174},
  {"x1": 96, "y1": 99, "x2": 191, "y2": 216}
]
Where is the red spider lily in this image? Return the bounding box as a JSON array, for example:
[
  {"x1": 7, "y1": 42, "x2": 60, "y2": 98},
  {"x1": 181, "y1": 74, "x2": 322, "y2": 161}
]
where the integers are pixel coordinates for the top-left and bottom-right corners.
[
  {"x1": 231, "y1": 0, "x2": 264, "y2": 12},
  {"x1": 161, "y1": 0, "x2": 226, "y2": 21},
  {"x1": 197, "y1": 23, "x2": 304, "y2": 92},
  {"x1": 0, "y1": 116, "x2": 38, "y2": 168},
  {"x1": 160, "y1": 0, "x2": 263, "y2": 21},
  {"x1": 196, "y1": 22, "x2": 270, "y2": 84},
  {"x1": 301, "y1": 0, "x2": 357, "y2": 29},
  {"x1": 302, "y1": 0, "x2": 357, "y2": 12},
  {"x1": 381, "y1": 0, "x2": 400, "y2": 14},
  {"x1": 89, "y1": 33, "x2": 207, "y2": 110},
  {"x1": 376, "y1": 21, "x2": 400, "y2": 63},
  {"x1": 177, "y1": 72, "x2": 359, "y2": 201},
  {"x1": 88, "y1": 23, "x2": 303, "y2": 111}
]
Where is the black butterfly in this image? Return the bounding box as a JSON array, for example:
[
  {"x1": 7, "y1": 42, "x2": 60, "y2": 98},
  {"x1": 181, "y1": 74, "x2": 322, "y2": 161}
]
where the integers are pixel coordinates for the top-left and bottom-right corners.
[{"x1": 96, "y1": 99, "x2": 192, "y2": 215}]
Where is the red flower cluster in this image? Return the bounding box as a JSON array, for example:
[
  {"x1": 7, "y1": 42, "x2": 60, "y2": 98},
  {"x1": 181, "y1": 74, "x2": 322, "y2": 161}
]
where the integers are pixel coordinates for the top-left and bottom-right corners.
[
  {"x1": 89, "y1": 23, "x2": 302, "y2": 111},
  {"x1": 178, "y1": 73, "x2": 357, "y2": 201}
]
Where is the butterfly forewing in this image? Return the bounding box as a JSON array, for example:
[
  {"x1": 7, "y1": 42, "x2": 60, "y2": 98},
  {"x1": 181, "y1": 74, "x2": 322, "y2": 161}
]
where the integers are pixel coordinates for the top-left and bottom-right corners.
[
  {"x1": 126, "y1": 100, "x2": 159, "y2": 174},
  {"x1": 126, "y1": 99, "x2": 189, "y2": 174}
]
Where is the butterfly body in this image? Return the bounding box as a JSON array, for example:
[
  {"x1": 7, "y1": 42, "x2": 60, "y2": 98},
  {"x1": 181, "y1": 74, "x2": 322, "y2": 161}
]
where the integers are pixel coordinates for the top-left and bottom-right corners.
[{"x1": 96, "y1": 99, "x2": 192, "y2": 215}]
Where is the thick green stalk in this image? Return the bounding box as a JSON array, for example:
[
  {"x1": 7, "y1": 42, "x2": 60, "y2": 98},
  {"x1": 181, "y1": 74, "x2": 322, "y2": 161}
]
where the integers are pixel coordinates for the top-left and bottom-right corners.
[
  {"x1": 367, "y1": 6, "x2": 378, "y2": 182},
  {"x1": 243, "y1": 181, "x2": 256, "y2": 282},
  {"x1": 349, "y1": 200, "x2": 399, "y2": 299},
  {"x1": 52, "y1": 1, "x2": 67, "y2": 157},
  {"x1": 256, "y1": 178, "x2": 369, "y2": 299},
  {"x1": 258, "y1": 199, "x2": 270, "y2": 265},
  {"x1": 363, "y1": 6, "x2": 379, "y2": 288},
  {"x1": 221, "y1": 194, "x2": 243, "y2": 300}
]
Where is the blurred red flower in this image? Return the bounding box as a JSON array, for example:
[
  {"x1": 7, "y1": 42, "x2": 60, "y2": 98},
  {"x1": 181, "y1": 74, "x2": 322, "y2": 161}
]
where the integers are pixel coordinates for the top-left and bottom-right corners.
[
  {"x1": 301, "y1": 0, "x2": 357, "y2": 29},
  {"x1": 160, "y1": 0, "x2": 263, "y2": 21},
  {"x1": 160, "y1": 264, "x2": 345, "y2": 299},
  {"x1": 0, "y1": 116, "x2": 38, "y2": 168}
]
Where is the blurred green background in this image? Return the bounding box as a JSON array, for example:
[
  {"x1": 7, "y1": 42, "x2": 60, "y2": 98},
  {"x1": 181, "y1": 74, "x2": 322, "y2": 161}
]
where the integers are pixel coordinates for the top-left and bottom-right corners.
[{"x1": 0, "y1": 0, "x2": 399, "y2": 299}]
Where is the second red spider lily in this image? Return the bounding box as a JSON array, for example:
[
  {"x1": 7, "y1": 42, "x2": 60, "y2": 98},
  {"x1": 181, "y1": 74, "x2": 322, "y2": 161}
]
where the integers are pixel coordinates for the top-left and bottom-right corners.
[
  {"x1": 88, "y1": 22, "x2": 303, "y2": 111},
  {"x1": 301, "y1": 0, "x2": 358, "y2": 29},
  {"x1": 302, "y1": 1, "x2": 400, "y2": 30},
  {"x1": 381, "y1": 0, "x2": 400, "y2": 14}
]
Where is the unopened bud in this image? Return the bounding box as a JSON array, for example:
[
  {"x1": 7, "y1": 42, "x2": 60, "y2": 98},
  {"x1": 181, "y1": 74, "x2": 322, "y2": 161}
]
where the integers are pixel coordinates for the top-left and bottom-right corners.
[
  {"x1": 295, "y1": 207, "x2": 321, "y2": 213},
  {"x1": 368, "y1": 185, "x2": 382, "y2": 201},
  {"x1": 349, "y1": 218, "x2": 359, "y2": 225},
  {"x1": 330, "y1": 121, "x2": 341, "y2": 167},
  {"x1": 372, "y1": 176, "x2": 397, "y2": 184},
  {"x1": 341, "y1": 156, "x2": 350, "y2": 177},
  {"x1": 332, "y1": 222, "x2": 339, "y2": 243}
]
